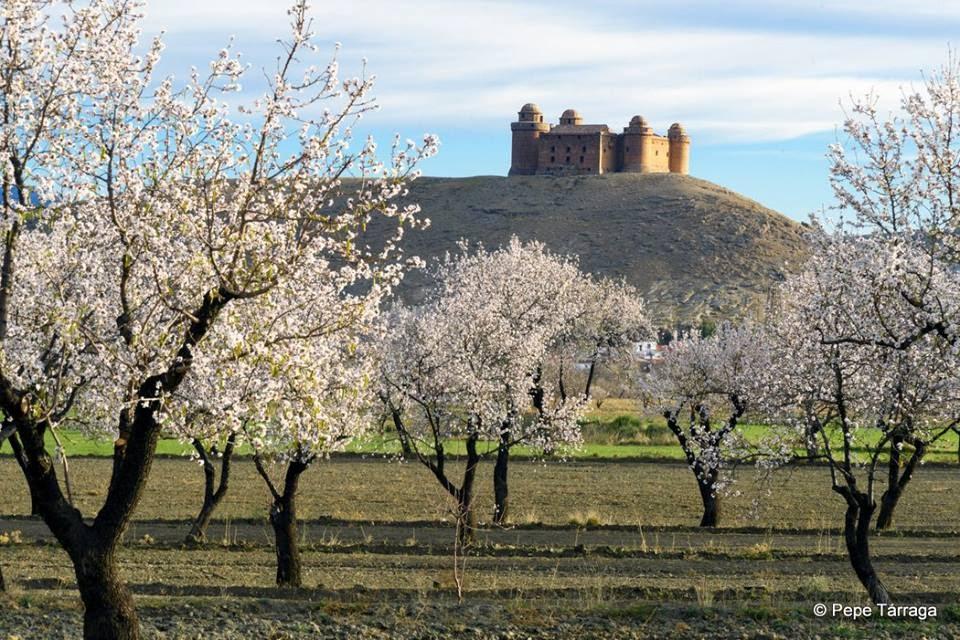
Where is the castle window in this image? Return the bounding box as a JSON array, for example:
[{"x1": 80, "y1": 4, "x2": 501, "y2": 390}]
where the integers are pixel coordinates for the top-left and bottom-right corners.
[
  {"x1": 579, "y1": 155, "x2": 585, "y2": 164},
  {"x1": 566, "y1": 146, "x2": 571, "y2": 153},
  {"x1": 550, "y1": 155, "x2": 555, "y2": 163},
  {"x1": 551, "y1": 145, "x2": 555, "y2": 153},
  {"x1": 625, "y1": 146, "x2": 630, "y2": 152},
  {"x1": 565, "y1": 155, "x2": 571, "y2": 163},
  {"x1": 581, "y1": 145, "x2": 586, "y2": 153}
]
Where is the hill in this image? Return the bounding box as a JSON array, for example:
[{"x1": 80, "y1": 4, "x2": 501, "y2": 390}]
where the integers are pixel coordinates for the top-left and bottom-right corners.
[{"x1": 375, "y1": 173, "x2": 810, "y2": 325}]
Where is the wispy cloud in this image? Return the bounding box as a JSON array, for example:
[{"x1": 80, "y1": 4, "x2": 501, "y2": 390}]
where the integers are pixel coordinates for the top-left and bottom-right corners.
[{"x1": 141, "y1": 0, "x2": 952, "y2": 143}]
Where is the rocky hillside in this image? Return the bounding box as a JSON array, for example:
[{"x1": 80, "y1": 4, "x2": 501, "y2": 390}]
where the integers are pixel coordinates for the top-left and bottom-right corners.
[{"x1": 369, "y1": 173, "x2": 810, "y2": 324}]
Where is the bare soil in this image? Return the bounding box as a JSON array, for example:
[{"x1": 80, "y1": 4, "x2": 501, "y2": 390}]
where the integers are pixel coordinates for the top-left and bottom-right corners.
[
  {"x1": 2, "y1": 457, "x2": 957, "y2": 530},
  {"x1": 1, "y1": 457, "x2": 957, "y2": 638}
]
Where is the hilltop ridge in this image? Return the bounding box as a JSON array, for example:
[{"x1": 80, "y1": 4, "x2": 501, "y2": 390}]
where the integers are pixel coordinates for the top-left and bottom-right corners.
[{"x1": 373, "y1": 173, "x2": 809, "y2": 324}]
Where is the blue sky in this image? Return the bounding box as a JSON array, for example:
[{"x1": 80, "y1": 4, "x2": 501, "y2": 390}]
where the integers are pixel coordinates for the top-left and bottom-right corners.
[{"x1": 140, "y1": 0, "x2": 958, "y2": 221}]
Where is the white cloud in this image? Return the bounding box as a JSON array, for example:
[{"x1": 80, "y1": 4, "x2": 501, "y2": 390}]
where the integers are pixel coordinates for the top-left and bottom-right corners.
[{"x1": 141, "y1": 0, "x2": 952, "y2": 142}]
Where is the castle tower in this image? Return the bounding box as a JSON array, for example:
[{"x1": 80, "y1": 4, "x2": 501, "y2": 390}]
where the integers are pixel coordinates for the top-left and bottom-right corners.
[
  {"x1": 620, "y1": 115, "x2": 653, "y2": 173},
  {"x1": 509, "y1": 103, "x2": 550, "y2": 176},
  {"x1": 668, "y1": 123, "x2": 690, "y2": 175},
  {"x1": 558, "y1": 108, "x2": 583, "y2": 126}
]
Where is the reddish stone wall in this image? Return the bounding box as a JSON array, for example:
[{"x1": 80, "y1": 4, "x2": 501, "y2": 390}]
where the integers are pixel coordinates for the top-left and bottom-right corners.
[
  {"x1": 642, "y1": 136, "x2": 671, "y2": 173},
  {"x1": 600, "y1": 133, "x2": 618, "y2": 173},
  {"x1": 621, "y1": 132, "x2": 643, "y2": 172},
  {"x1": 537, "y1": 133, "x2": 605, "y2": 175},
  {"x1": 510, "y1": 130, "x2": 541, "y2": 175}
]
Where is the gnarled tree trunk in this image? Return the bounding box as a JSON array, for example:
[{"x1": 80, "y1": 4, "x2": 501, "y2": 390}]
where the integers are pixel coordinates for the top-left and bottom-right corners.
[
  {"x1": 875, "y1": 490, "x2": 900, "y2": 532},
  {"x1": 836, "y1": 486, "x2": 892, "y2": 605},
  {"x1": 185, "y1": 434, "x2": 237, "y2": 543},
  {"x1": 15, "y1": 428, "x2": 147, "y2": 640},
  {"x1": 697, "y1": 469, "x2": 721, "y2": 527},
  {"x1": 664, "y1": 406, "x2": 734, "y2": 528},
  {"x1": 492, "y1": 430, "x2": 509, "y2": 525},
  {"x1": 2, "y1": 288, "x2": 230, "y2": 639},
  {"x1": 72, "y1": 540, "x2": 140, "y2": 640},
  {"x1": 255, "y1": 455, "x2": 311, "y2": 587},
  {"x1": 876, "y1": 439, "x2": 924, "y2": 531},
  {"x1": 456, "y1": 436, "x2": 481, "y2": 545}
]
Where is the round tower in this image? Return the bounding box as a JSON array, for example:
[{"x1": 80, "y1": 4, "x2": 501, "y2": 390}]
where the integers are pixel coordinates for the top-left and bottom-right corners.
[
  {"x1": 559, "y1": 108, "x2": 583, "y2": 126},
  {"x1": 509, "y1": 103, "x2": 549, "y2": 176},
  {"x1": 668, "y1": 123, "x2": 690, "y2": 175},
  {"x1": 621, "y1": 115, "x2": 653, "y2": 173}
]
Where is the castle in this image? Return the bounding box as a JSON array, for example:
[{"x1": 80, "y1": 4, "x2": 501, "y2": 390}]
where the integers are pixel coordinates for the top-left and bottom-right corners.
[{"x1": 509, "y1": 104, "x2": 690, "y2": 176}]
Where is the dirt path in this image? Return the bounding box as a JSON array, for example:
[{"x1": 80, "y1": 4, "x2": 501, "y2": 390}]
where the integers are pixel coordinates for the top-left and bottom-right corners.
[{"x1": 2, "y1": 515, "x2": 959, "y2": 559}]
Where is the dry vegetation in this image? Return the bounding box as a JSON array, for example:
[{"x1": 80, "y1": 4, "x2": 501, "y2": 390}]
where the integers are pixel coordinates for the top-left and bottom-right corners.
[{"x1": 366, "y1": 173, "x2": 809, "y2": 324}]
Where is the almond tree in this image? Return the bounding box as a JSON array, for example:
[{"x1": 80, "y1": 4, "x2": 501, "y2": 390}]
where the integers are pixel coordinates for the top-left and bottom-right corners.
[
  {"x1": 824, "y1": 56, "x2": 960, "y2": 353},
  {"x1": 379, "y1": 305, "x2": 488, "y2": 544},
  {"x1": 504, "y1": 275, "x2": 650, "y2": 524},
  {"x1": 0, "y1": 1, "x2": 435, "y2": 637},
  {"x1": 170, "y1": 265, "x2": 384, "y2": 590},
  {"x1": 768, "y1": 58, "x2": 960, "y2": 606},
  {"x1": 643, "y1": 322, "x2": 771, "y2": 527},
  {"x1": 765, "y1": 233, "x2": 960, "y2": 604},
  {"x1": 174, "y1": 274, "x2": 382, "y2": 586},
  {"x1": 378, "y1": 239, "x2": 590, "y2": 540},
  {"x1": 175, "y1": 280, "x2": 382, "y2": 548}
]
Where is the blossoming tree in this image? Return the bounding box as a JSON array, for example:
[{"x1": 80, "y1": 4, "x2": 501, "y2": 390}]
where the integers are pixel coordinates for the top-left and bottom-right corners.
[
  {"x1": 0, "y1": 1, "x2": 435, "y2": 637},
  {"x1": 643, "y1": 322, "x2": 771, "y2": 527},
  {"x1": 501, "y1": 275, "x2": 650, "y2": 524},
  {"x1": 379, "y1": 239, "x2": 602, "y2": 538},
  {"x1": 172, "y1": 271, "x2": 383, "y2": 587},
  {"x1": 823, "y1": 57, "x2": 960, "y2": 353},
  {"x1": 765, "y1": 234, "x2": 960, "y2": 605},
  {"x1": 761, "y1": 57, "x2": 960, "y2": 605}
]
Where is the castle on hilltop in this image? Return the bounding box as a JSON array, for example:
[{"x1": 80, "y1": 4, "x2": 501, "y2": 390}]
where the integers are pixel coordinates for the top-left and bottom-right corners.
[{"x1": 509, "y1": 104, "x2": 690, "y2": 176}]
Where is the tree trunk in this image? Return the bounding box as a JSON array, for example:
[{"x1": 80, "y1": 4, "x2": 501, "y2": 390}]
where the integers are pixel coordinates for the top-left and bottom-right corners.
[
  {"x1": 697, "y1": 474, "x2": 721, "y2": 527},
  {"x1": 185, "y1": 435, "x2": 236, "y2": 543},
  {"x1": 1, "y1": 288, "x2": 230, "y2": 639},
  {"x1": 72, "y1": 542, "x2": 140, "y2": 640},
  {"x1": 14, "y1": 425, "x2": 148, "y2": 640},
  {"x1": 266, "y1": 459, "x2": 310, "y2": 587},
  {"x1": 804, "y1": 425, "x2": 820, "y2": 459},
  {"x1": 457, "y1": 436, "x2": 480, "y2": 545},
  {"x1": 492, "y1": 431, "x2": 509, "y2": 525},
  {"x1": 876, "y1": 439, "x2": 924, "y2": 532},
  {"x1": 665, "y1": 410, "x2": 722, "y2": 527},
  {"x1": 836, "y1": 487, "x2": 892, "y2": 605},
  {"x1": 0, "y1": 562, "x2": 5, "y2": 592},
  {"x1": 875, "y1": 487, "x2": 901, "y2": 532},
  {"x1": 801, "y1": 405, "x2": 820, "y2": 460},
  {"x1": 186, "y1": 492, "x2": 219, "y2": 544}
]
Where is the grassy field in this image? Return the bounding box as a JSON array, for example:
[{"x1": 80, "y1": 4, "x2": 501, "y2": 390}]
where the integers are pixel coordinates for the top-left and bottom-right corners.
[
  {"x1": 1, "y1": 456, "x2": 958, "y2": 638},
  {"x1": 11, "y1": 398, "x2": 960, "y2": 463}
]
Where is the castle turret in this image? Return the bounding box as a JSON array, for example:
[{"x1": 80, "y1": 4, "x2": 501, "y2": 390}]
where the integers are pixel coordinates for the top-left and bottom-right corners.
[
  {"x1": 621, "y1": 115, "x2": 653, "y2": 173},
  {"x1": 668, "y1": 123, "x2": 690, "y2": 175},
  {"x1": 509, "y1": 103, "x2": 550, "y2": 176},
  {"x1": 559, "y1": 108, "x2": 583, "y2": 126}
]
